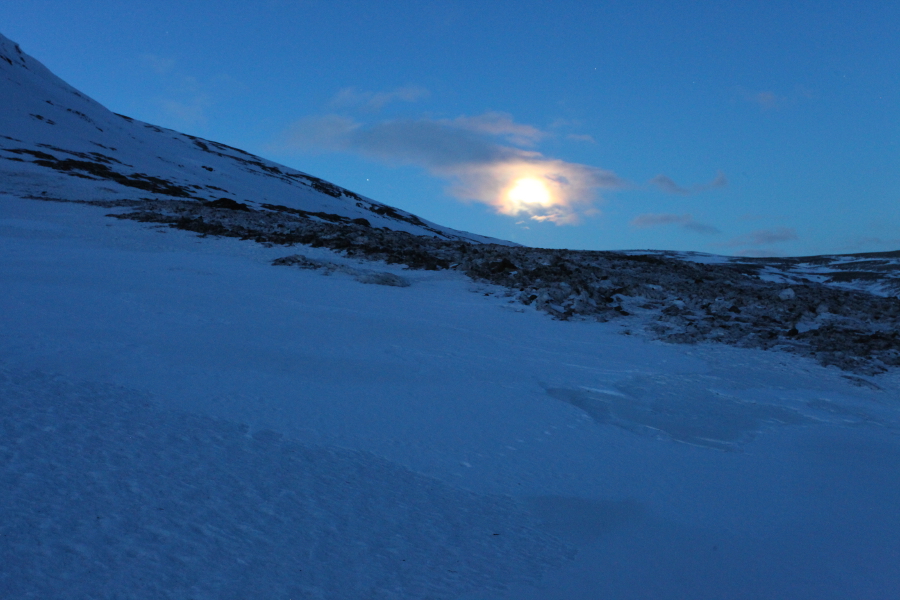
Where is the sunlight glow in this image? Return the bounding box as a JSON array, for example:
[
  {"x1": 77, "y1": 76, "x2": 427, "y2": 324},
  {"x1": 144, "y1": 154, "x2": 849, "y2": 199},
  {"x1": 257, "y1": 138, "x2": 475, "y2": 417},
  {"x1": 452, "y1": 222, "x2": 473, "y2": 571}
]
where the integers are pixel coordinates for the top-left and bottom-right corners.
[
  {"x1": 451, "y1": 158, "x2": 613, "y2": 225},
  {"x1": 505, "y1": 177, "x2": 552, "y2": 211}
]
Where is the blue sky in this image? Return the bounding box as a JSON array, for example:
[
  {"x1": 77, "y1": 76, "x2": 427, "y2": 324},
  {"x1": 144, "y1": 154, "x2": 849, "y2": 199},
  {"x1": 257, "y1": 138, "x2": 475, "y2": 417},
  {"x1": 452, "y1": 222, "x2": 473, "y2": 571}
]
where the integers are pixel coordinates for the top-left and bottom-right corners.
[{"x1": 4, "y1": 0, "x2": 898, "y2": 255}]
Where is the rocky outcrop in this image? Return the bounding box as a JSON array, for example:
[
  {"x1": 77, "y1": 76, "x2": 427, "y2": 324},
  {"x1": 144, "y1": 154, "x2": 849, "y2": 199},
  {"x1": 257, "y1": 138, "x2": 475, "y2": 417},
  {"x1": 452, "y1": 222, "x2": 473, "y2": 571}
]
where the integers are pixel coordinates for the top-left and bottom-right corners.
[
  {"x1": 272, "y1": 254, "x2": 411, "y2": 287},
  {"x1": 103, "y1": 197, "x2": 900, "y2": 375}
]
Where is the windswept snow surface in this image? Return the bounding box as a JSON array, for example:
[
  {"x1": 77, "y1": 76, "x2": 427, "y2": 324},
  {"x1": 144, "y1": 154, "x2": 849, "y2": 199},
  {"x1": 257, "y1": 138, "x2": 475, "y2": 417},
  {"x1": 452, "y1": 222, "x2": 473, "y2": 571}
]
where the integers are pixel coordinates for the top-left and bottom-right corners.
[{"x1": 2, "y1": 194, "x2": 900, "y2": 599}]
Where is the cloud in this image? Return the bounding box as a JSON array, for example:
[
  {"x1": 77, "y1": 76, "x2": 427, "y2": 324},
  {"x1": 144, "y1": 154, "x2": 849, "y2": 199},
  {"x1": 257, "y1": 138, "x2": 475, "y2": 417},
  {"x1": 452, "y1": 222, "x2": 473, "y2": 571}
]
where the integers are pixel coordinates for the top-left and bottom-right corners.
[
  {"x1": 722, "y1": 227, "x2": 799, "y2": 248},
  {"x1": 138, "y1": 55, "x2": 234, "y2": 129},
  {"x1": 447, "y1": 111, "x2": 545, "y2": 147},
  {"x1": 734, "y1": 249, "x2": 782, "y2": 257},
  {"x1": 283, "y1": 104, "x2": 731, "y2": 226},
  {"x1": 683, "y1": 221, "x2": 722, "y2": 235},
  {"x1": 546, "y1": 118, "x2": 596, "y2": 144},
  {"x1": 734, "y1": 86, "x2": 816, "y2": 111},
  {"x1": 331, "y1": 85, "x2": 430, "y2": 111},
  {"x1": 284, "y1": 112, "x2": 625, "y2": 225},
  {"x1": 732, "y1": 87, "x2": 784, "y2": 110},
  {"x1": 630, "y1": 213, "x2": 720, "y2": 235},
  {"x1": 565, "y1": 133, "x2": 596, "y2": 143},
  {"x1": 631, "y1": 213, "x2": 691, "y2": 228},
  {"x1": 650, "y1": 172, "x2": 728, "y2": 195},
  {"x1": 650, "y1": 175, "x2": 686, "y2": 195},
  {"x1": 837, "y1": 236, "x2": 900, "y2": 253},
  {"x1": 444, "y1": 155, "x2": 621, "y2": 225},
  {"x1": 286, "y1": 114, "x2": 359, "y2": 151},
  {"x1": 160, "y1": 97, "x2": 209, "y2": 126},
  {"x1": 140, "y1": 53, "x2": 175, "y2": 75},
  {"x1": 753, "y1": 91, "x2": 779, "y2": 109}
]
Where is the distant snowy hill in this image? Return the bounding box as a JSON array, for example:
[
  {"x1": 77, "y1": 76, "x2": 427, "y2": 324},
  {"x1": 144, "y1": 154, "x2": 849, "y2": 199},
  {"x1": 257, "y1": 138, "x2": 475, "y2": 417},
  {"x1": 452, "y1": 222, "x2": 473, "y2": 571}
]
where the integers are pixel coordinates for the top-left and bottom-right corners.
[
  {"x1": 629, "y1": 249, "x2": 900, "y2": 300},
  {"x1": 0, "y1": 32, "x2": 502, "y2": 244}
]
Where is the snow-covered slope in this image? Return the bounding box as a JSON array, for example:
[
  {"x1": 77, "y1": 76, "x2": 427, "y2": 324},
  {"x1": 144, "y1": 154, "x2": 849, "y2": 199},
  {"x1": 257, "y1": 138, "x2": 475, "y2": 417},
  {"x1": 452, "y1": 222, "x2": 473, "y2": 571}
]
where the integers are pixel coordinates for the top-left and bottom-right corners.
[
  {"x1": 4, "y1": 191, "x2": 900, "y2": 599},
  {"x1": 0, "y1": 32, "x2": 502, "y2": 244}
]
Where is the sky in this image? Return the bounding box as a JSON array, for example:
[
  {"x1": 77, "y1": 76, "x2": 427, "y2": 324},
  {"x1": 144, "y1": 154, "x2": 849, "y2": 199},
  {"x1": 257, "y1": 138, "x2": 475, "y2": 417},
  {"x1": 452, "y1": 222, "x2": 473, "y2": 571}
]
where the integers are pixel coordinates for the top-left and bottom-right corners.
[{"x1": 3, "y1": 0, "x2": 899, "y2": 255}]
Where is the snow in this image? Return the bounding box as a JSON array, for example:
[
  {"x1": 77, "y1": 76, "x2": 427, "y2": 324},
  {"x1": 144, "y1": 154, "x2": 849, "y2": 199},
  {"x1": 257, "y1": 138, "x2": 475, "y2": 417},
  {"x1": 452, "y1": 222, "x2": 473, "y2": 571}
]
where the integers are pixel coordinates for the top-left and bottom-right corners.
[
  {"x1": 0, "y1": 32, "x2": 506, "y2": 245},
  {"x1": 626, "y1": 250, "x2": 900, "y2": 299},
  {"x1": 2, "y1": 193, "x2": 900, "y2": 599},
  {"x1": 1, "y1": 369, "x2": 569, "y2": 599},
  {"x1": 3, "y1": 30, "x2": 900, "y2": 599}
]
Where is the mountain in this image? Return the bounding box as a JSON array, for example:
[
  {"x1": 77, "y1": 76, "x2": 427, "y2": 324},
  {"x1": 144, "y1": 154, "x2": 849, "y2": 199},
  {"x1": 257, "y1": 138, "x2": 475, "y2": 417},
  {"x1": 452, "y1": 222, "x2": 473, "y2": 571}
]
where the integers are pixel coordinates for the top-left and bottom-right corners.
[
  {"x1": 0, "y1": 32, "x2": 502, "y2": 244},
  {"x1": 3, "y1": 33, "x2": 900, "y2": 599},
  {"x1": 635, "y1": 248, "x2": 900, "y2": 299}
]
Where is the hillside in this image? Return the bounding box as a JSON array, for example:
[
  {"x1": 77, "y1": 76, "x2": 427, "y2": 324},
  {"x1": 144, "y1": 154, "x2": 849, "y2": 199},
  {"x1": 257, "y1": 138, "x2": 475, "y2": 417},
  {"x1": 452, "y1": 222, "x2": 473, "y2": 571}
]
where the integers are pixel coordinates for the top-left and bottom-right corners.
[{"x1": 0, "y1": 32, "x2": 502, "y2": 244}]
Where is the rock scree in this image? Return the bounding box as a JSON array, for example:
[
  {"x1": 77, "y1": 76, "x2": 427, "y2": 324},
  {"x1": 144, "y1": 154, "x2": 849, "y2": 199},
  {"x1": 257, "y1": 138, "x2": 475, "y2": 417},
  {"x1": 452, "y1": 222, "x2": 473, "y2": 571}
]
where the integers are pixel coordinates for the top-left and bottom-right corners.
[{"x1": 90, "y1": 196, "x2": 900, "y2": 376}]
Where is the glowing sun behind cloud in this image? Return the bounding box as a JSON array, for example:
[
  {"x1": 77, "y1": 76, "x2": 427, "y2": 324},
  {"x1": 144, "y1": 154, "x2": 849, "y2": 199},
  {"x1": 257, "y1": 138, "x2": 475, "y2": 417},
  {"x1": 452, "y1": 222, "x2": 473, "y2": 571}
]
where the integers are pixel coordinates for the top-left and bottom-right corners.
[
  {"x1": 444, "y1": 158, "x2": 622, "y2": 225},
  {"x1": 506, "y1": 177, "x2": 552, "y2": 210},
  {"x1": 285, "y1": 111, "x2": 627, "y2": 225}
]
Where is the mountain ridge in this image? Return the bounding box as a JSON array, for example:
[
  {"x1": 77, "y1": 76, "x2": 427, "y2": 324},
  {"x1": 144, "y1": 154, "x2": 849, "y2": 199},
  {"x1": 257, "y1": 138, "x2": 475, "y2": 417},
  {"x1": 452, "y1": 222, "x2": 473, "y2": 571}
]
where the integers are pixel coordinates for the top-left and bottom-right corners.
[{"x1": 0, "y1": 31, "x2": 504, "y2": 244}]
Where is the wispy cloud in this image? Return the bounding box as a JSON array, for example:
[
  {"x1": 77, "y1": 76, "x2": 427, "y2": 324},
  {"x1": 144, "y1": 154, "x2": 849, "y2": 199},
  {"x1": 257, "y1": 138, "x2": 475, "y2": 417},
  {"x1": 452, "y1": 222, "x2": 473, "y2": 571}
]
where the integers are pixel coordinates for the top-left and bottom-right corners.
[
  {"x1": 282, "y1": 94, "x2": 725, "y2": 225},
  {"x1": 753, "y1": 91, "x2": 780, "y2": 110},
  {"x1": 835, "y1": 236, "x2": 900, "y2": 253},
  {"x1": 548, "y1": 118, "x2": 596, "y2": 144},
  {"x1": 734, "y1": 249, "x2": 782, "y2": 257},
  {"x1": 630, "y1": 213, "x2": 720, "y2": 235},
  {"x1": 331, "y1": 85, "x2": 430, "y2": 111},
  {"x1": 140, "y1": 53, "x2": 175, "y2": 75},
  {"x1": 733, "y1": 87, "x2": 785, "y2": 111},
  {"x1": 722, "y1": 227, "x2": 799, "y2": 248},
  {"x1": 137, "y1": 55, "x2": 229, "y2": 128},
  {"x1": 734, "y1": 86, "x2": 816, "y2": 111},
  {"x1": 446, "y1": 111, "x2": 545, "y2": 147},
  {"x1": 650, "y1": 172, "x2": 727, "y2": 195},
  {"x1": 283, "y1": 112, "x2": 624, "y2": 225},
  {"x1": 565, "y1": 133, "x2": 596, "y2": 143},
  {"x1": 160, "y1": 97, "x2": 209, "y2": 126}
]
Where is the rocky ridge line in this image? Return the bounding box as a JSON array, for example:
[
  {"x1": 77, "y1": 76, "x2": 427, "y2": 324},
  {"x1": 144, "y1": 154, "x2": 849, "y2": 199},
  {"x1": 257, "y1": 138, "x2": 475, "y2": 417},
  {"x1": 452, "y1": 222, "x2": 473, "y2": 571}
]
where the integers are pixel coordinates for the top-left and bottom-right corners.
[{"x1": 95, "y1": 197, "x2": 900, "y2": 376}]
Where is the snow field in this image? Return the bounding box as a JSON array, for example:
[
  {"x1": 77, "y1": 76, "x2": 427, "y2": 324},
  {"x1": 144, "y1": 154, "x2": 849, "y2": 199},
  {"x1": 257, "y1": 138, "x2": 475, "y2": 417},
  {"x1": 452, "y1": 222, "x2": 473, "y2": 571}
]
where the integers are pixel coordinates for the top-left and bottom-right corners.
[
  {"x1": 2, "y1": 195, "x2": 900, "y2": 598},
  {"x1": 0, "y1": 369, "x2": 570, "y2": 600}
]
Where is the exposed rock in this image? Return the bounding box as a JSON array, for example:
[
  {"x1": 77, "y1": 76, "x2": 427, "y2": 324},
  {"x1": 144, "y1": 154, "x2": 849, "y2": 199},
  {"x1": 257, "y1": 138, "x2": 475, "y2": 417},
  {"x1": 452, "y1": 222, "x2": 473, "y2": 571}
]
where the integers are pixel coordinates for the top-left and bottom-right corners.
[
  {"x1": 272, "y1": 253, "x2": 410, "y2": 287},
  {"x1": 778, "y1": 288, "x2": 796, "y2": 301},
  {"x1": 205, "y1": 197, "x2": 251, "y2": 211},
  {"x1": 356, "y1": 272, "x2": 410, "y2": 287},
  {"x1": 104, "y1": 198, "x2": 900, "y2": 376}
]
